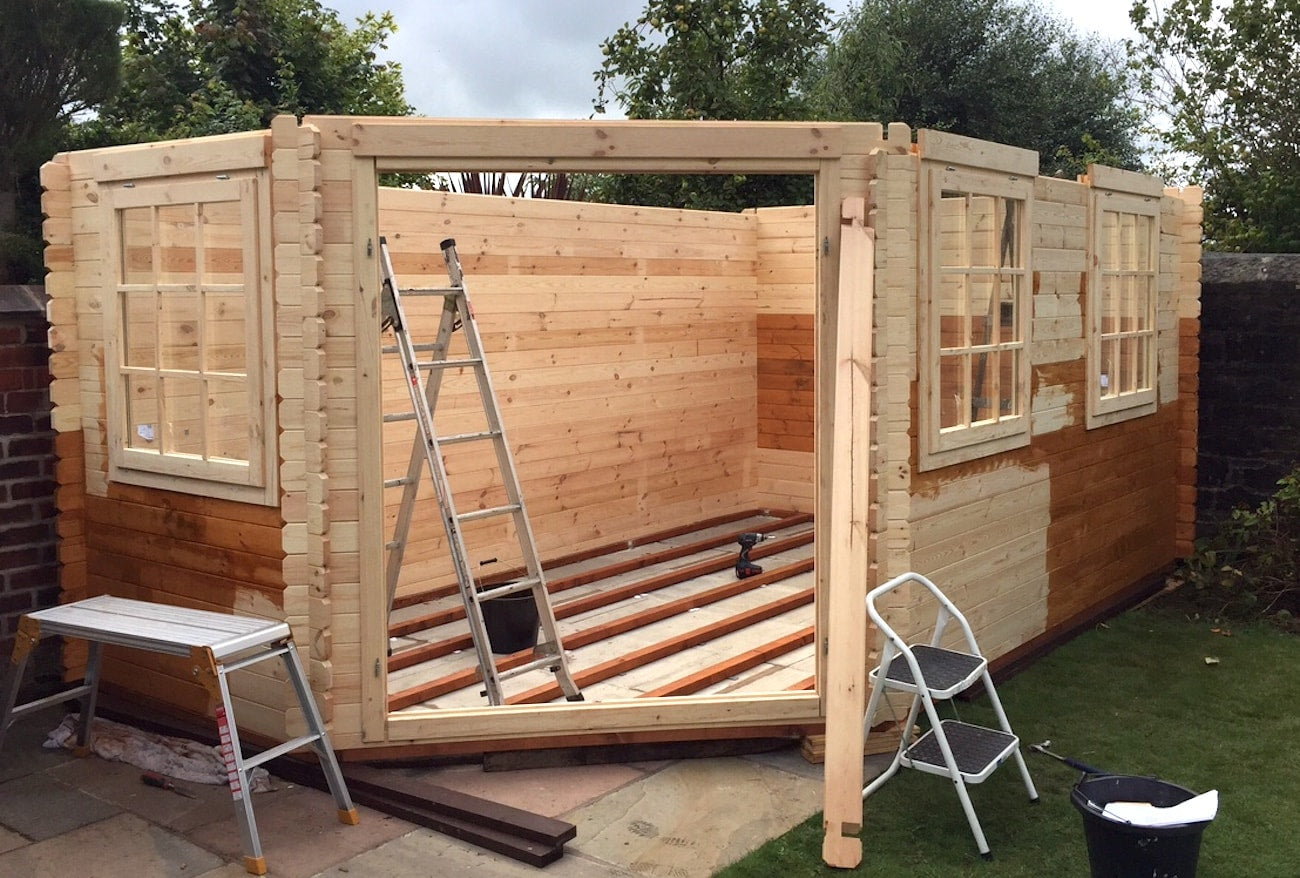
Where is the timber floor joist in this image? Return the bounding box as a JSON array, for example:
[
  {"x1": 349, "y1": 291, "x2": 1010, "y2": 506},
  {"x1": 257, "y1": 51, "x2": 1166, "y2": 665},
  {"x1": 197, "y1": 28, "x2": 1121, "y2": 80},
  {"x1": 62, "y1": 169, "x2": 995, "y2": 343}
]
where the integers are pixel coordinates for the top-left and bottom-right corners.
[{"x1": 388, "y1": 511, "x2": 816, "y2": 711}]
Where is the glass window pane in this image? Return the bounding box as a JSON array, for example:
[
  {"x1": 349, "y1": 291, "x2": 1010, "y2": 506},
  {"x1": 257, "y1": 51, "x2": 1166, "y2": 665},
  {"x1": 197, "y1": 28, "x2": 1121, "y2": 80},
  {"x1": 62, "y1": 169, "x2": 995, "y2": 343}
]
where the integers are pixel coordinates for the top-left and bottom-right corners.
[
  {"x1": 120, "y1": 206, "x2": 154, "y2": 284},
  {"x1": 200, "y1": 200, "x2": 245, "y2": 285},
  {"x1": 1099, "y1": 338, "x2": 1116, "y2": 398},
  {"x1": 1135, "y1": 213, "x2": 1154, "y2": 269},
  {"x1": 157, "y1": 203, "x2": 197, "y2": 285},
  {"x1": 161, "y1": 374, "x2": 204, "y2": 456},
  {"x1": 158, "y1": 290, "x2": 200, "y2": 371},
  {"x1": 121, "y1": 291, "x2": 156, "y2": 369},
  {"x1": 969, "y1": 276, "x2": 996, "y2": 347},
  {"x1": 939, "y1": 273, "x2": 968, "y2": 350},
  {"x1": 1100, "y1": 210, "x2": 1119, "y2": 270},
  {"x1": 939, "y1": 192, "x2": 969, "y2": 269},
  {"x1": 999, "y1": 200, "x2": 1020, "y2": 268},
  {"x1": 969, "y1": 196, "x2": 999, "y2": 268},
  {"x1": 971, "y1": 351, "x2": 996, "y2": 424},
  {"x1": 205, "y1": 292, "x2": 247, "y2": 374},
  {"x1": 940, "y1": 354, "x2": 967, "y2": 429},
  {"x1": 999, "y1": 275, "x2": 1019, "y2": 343},
  {"x1": 999, "y1": 348, "x2": 1019, "y2": 417},
  {"x1": 124, "y1": 374, "x2": 160, "y2": 451},
  {"x1": 1101, "y1": 275, "x2": 1120, "y2": 335},
  {"x1": 206, "y1": 377, "x2": 250, "y2": 462}
]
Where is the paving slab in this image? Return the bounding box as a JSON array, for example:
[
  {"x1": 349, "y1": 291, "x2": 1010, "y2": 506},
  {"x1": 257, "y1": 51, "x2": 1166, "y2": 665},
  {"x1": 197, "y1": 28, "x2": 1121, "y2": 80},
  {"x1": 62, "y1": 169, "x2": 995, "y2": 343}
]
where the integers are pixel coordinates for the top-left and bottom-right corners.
[
  {"x1": 0, "y1": 825, "x2": 27, "y2": 854},
  {"x1": 0, "y1": 770, "x2": 122, "y2": 841},
  {"x1": 312, "y1": 829, "x2": 637, "y2": 878},
  {"x1": 0, "y1": 811, "x2": 224, "y2": 878},
  {"x1": 0, "y1": 705, "x2": 76, "y2": 783},
  {"x1": 408, "y1": 760, "x2": 650, "y2": 818},
  {"x1": 566, "y1": 756, "x2": 823, "y2": 878},
  {"x1": 182, "y1": 782, "x2": 412, "y2": 878},
  {"x1": 49, "y1": 753, "x2": 237, "y2": 834}
]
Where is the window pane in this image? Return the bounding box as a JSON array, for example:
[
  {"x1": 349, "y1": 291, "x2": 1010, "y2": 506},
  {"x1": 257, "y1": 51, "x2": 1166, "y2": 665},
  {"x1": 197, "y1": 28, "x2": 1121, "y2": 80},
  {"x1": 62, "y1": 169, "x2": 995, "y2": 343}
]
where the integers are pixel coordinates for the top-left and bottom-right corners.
[
  {"x1": 206, "y1": 292, "x2": 247, "y2": 373},
  {"x1": 1100, "y1": 210, "x2": 1119, "y2": 270},
  {"x1": 125, "y1": 375, "x2": 160, "y2": 450},
  {"x1": 1099, "y1": 338, "x2": 1117, "y2": 398},
  {"x1": 940, "y1": 354, "x2": 967, "y2": 429},
  {"x1": 1135, "y1": 213, "x2": 1154, "y2": 269},
  {"x1": 999, "y1": 200, "x2": 1020, "y2": 268},
  {"x1": 1101, "y1": 275, "x2": 1120, "y2": 335},
  {"x1": 157, "y1": 203, "x2": 197, "y2": 285},
  {"x1": 969, "y1": 196, "x2": 999, "y2": 268},
  {"x1": 971, "y1": 350, "x2": 996, "y2": 424},
  {"x1": 969, "y1": 276, "x2": 996, "y2": 347},
  {"x1": 161, "y1": 374, "x2": 204, "y2": 456},
  {"x1": 120, "y1": 206, "x2": 154, "y2": 285},
  {"x1": 999, "y1": 349, "x2": 1020, "y2": 417},
  {"x1": 159, "y1": 290, "x2": 201, "y2": 371},
  {"x1": 121, "y1": 290, "x2": 156, "y2": 369},
  {"x1": 200, "y1": 200, "x2": 245, "y2": 285},
  {"x1": 207, "y1": 377, "x2": 251, "y2": 462},
  {"x1": 999, "y1": 275, "x2": 1019, "y2": 343},
  {"x1": 939, "y1": 192, "x2": 969, "y2": 269}
]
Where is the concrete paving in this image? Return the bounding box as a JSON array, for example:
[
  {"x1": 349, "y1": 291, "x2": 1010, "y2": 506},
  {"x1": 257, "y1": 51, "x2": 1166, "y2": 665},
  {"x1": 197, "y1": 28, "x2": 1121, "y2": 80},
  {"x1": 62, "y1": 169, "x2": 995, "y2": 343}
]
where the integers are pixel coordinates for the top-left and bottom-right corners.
[{"x1": 0, "y1": 703, "x2": 884, "y2": 877}]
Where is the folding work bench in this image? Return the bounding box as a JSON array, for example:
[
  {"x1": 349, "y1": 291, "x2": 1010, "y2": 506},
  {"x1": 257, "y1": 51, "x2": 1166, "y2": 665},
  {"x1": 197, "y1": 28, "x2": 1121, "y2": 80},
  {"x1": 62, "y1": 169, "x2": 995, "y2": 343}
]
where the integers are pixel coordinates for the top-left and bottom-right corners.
[{"x1": 0, "y1": 595, "x2": 359, "y2": 875}]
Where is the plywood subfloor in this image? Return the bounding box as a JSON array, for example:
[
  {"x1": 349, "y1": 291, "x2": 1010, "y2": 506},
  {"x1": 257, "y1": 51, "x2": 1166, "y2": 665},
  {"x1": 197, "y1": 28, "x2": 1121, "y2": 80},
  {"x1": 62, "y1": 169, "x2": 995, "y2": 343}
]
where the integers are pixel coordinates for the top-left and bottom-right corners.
[{"x1": 388, "y1": 511, "x2": 816, "y2": 711}]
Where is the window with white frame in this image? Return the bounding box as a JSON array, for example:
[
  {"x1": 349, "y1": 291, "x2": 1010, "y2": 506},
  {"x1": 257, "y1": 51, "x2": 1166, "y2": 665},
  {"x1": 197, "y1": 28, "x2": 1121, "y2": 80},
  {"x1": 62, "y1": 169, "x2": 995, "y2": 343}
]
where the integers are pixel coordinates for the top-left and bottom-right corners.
[
  {"x1": 1087, "y1": 188, "x2": 1159, "y2": 427},
  {"x1": 103, "y1": 174, "x2": 277, "y2": 504},
  {"x1": 920, "y1": 164, "x2": 1032, "y2": 470}
]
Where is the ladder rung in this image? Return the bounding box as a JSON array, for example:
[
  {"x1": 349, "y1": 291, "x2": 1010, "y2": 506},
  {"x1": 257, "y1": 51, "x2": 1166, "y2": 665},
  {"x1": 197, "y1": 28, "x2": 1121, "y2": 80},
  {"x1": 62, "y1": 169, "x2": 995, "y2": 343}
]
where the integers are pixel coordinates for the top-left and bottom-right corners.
[
  {"x1": 382, "y1": 342, "x2": 444, "y2": 354},
  {"x1": 457, "y1": 504, "x2": 522, "y2": 523},
  {"x1": 403, "y1": 287, "x2": 461, "y2": 296},
  {"x1": 384, "y1": 476, "x2": 415, "y2": 489},
  {"x1": 437, "y1": 430, "x2": 500, "y2": 446},
  {"x1": 422, "y1": 357, "x2": 483, "y2": 370},
  {"x1": 475, "y1": 577, "x2": 541, "y2": 602},
  {"x1": 383, "y1": 412, "x2": 417, "y2": 423},
  {"x1": 497, "y1": 654, "x2": 565, "y2": 682}
]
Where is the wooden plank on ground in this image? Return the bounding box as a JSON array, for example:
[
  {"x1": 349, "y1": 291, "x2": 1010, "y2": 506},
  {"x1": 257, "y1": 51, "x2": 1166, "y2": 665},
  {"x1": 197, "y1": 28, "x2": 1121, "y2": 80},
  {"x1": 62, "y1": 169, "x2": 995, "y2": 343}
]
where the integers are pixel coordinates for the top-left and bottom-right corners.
[{"x1": 640, "y1": 627, "x2": 815, "y2": 697}]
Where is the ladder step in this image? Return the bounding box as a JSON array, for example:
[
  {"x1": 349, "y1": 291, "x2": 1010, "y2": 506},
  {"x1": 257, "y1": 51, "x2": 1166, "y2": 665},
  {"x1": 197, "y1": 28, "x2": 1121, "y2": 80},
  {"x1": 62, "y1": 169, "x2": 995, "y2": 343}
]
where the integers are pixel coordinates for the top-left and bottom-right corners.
[
  {"x1": 873, "y1": 645, "x2": 986, "y2": 698},
  {"x1": 382, "y1": 342, "x2": 445, "y2": 354},
  {"x1": 437, "y1": 429, "x2": 501, "y2": 446},
  {"x1": 384, "y1": 412, "x2": 417, "y2": 423},
  {"x1": 902, "y1": 721, "x2": 1018, "y2": 784},
  {"x1": 458, "y1": 504, "x2": 522, "y2": 523},
  {"x1": 384, "y1": 476, "x2": 415, "y2": 489},
  {"x1": 475, "y1": 577, "x2": 541, "y2": 602}
]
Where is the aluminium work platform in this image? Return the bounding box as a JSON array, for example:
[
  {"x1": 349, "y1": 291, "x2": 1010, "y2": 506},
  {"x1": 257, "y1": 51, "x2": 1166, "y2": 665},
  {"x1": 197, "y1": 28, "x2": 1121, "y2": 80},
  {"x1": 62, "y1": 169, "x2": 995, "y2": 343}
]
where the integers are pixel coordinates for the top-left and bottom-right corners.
[{"x1": 0, "y1": 595, "x2": 359, "y2": 875}]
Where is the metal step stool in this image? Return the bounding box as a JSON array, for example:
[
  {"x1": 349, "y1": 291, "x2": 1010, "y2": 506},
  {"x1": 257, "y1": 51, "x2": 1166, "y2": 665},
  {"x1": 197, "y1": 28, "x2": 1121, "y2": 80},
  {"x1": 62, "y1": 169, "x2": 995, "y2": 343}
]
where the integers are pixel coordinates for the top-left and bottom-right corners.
[
  {"x1": 861, "y1": 572, "x2": 1038, "y2": 859},
  {"x1": 0, "y1": 595, "x2": 359, "y2": 875}
]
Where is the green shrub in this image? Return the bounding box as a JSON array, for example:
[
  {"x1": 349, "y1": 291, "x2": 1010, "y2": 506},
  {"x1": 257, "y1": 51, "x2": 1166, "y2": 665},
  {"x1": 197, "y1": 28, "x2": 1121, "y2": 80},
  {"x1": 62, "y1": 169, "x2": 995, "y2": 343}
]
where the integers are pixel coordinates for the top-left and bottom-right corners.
[{"x1": 1166, "y1": 464, "x2": 1300, "y2": 630}]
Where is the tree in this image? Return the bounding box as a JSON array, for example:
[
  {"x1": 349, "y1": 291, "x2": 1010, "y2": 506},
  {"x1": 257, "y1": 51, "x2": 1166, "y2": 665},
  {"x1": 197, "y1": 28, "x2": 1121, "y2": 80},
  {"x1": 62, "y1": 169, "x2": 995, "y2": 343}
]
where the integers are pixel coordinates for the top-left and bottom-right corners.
[
  {"x1": 1130, "y1": 0, "x2": 1300, "y2": 252},
  {"x1": 76, "y1": 0, "x2": 412, "y2": 146},
  {"x1": 0, "y1": 0, "x2": 122, "y2": 282},
  {"x1": 807, "y1": 0, "x2": 1142, "y2": 178},
  {"x1": 591, "y1": 0, "x2": 833, "y2": 211}
]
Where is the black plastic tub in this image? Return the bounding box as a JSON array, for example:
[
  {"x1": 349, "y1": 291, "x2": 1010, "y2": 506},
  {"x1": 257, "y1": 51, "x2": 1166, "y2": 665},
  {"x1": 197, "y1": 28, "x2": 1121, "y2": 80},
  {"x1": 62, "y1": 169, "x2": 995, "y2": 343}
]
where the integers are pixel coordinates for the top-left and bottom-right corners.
[
  {"x1": 480, "y1": 588, "x2": 539, "y2": 655},
  {"x1": 1071, "y1": 774, "x2": 1212, "y2": 878}
]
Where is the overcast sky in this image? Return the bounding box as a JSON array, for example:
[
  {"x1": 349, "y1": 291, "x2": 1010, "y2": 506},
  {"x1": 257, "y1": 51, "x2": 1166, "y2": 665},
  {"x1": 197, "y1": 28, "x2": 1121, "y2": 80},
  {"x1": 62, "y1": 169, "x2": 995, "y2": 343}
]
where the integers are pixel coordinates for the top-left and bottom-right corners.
[{"x1": 326, "y1": 0, "x2": 1140, "y2": 119}]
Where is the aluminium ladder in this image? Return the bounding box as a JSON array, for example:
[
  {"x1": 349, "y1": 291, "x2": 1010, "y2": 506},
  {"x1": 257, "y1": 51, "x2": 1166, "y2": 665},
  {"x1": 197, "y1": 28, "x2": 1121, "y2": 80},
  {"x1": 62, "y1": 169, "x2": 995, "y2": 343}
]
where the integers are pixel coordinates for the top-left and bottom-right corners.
[
  {"x1": 379, "y1": 236, "x2": 582, "y2": 706},
  {"x1": 861, "y1": 572, "x2": 1038, "y2": 859}
]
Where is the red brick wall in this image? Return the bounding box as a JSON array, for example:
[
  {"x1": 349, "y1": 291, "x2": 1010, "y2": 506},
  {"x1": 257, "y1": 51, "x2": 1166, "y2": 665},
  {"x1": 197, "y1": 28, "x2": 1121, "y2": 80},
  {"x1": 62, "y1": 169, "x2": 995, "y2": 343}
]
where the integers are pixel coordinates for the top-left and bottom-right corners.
[{"x1": 0, "y1": 287, "x2": 60, "y2": 694}]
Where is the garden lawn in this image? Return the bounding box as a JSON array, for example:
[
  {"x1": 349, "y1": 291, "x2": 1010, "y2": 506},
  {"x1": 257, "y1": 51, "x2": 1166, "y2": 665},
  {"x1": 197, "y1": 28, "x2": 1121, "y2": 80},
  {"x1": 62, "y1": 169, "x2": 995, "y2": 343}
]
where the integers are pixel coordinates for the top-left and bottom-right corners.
[{"x1": 715, "y1": 607, "x2": 1300, "y2": 877}]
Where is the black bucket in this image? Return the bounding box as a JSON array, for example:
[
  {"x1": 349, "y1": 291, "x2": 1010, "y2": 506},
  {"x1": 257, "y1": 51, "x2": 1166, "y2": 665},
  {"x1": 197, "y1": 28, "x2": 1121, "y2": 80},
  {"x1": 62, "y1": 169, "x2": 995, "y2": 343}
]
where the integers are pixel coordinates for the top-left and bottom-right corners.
[
  {"x1": 1071, "y1": 774, "x2": 1212, "y2": 878},
  {"x1": 480, "y1": 588, "x2": 539, "y2": 655}
]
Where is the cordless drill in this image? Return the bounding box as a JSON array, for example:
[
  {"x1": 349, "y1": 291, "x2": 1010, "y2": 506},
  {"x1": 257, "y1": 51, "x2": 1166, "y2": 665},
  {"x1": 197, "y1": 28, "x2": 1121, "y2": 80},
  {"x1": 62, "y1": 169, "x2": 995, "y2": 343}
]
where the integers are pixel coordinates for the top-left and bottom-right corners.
[{"x1": 735, "y1": 532, "x2": 768, "y2": 579}]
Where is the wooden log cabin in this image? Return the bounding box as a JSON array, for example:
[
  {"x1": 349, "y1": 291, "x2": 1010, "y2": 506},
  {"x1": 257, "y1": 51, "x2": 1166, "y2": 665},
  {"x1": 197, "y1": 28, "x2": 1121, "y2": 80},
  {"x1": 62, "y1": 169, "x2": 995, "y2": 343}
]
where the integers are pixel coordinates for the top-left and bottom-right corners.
[{"x1": 38, "y1": 117, "x2": 1200, "y2": 865}]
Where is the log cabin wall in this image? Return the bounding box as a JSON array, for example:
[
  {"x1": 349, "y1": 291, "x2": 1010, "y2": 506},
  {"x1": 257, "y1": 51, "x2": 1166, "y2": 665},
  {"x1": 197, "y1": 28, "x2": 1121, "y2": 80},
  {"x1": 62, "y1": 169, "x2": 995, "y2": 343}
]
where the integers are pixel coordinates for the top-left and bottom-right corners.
[
  {"x1": 375, "y1": 188, "x2": 760, "y2": 601},
  {"x1": 867, "y1": 134, "x2": 1202, "y2": 663},
  {"x1": 39, "y1": 131, "x2": 306, "y2": 737},
  {"x1": 754, "y1": 205, "x2": 816, "y2": 512}
]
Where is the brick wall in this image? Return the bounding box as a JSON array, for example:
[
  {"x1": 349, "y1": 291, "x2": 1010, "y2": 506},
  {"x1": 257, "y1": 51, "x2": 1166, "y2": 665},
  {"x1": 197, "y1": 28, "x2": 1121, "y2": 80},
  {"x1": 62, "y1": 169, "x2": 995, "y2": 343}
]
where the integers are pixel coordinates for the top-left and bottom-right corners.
[
  {"x1": 0, "y1": 285, "x2": 60, "y2": 695},
  {"x1": 1198, "y1": 254, "x2": 1300, "y2": 532}
]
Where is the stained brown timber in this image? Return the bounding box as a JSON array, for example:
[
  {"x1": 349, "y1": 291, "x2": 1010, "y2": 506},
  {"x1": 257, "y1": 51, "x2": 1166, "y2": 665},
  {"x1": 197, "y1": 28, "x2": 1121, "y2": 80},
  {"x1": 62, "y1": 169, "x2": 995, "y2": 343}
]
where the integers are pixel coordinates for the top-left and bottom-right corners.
[{"x1": 639, "y1": 627, "x2": 816, "y2": 697}]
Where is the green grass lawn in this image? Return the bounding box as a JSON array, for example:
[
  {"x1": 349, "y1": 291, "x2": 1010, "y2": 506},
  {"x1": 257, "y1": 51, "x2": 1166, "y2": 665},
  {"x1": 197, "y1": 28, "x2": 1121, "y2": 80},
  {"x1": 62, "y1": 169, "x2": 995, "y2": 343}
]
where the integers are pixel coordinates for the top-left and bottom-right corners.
[{"x1": 716, "y1": 607, "x2": 1300, "y2": 876}]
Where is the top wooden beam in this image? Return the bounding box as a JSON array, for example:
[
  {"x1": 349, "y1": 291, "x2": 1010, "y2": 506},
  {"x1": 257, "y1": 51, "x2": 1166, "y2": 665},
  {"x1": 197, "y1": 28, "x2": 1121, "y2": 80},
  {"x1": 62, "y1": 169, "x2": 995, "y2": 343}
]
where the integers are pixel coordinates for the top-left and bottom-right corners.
[
  {"x1": 916, "y1": 129, "x2": 1038, "y2": 178},
  {"x1": 68, "y1": 130, "x2": 270, "y2": 183},
  {"x1": 1086, "y1": 163, "x2": 1166, "y2": 199},
  {"x1": 314, "y1": 117, "x2": 887, "y2": 173}
]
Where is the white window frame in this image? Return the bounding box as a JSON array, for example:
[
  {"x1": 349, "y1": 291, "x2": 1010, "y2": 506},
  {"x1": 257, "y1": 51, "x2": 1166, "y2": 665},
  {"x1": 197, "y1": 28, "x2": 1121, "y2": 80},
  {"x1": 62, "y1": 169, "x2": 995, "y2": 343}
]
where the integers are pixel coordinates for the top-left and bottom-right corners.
[
  {"x1": 102, "y1": 173, "x2": 278, "y2": 505},
  {"x1": 919, "y1": 163, "x2": 1033, "y2": 471},
  {"x1": 1086, "y1": 185, "x2": 1160, "y2": 428}
]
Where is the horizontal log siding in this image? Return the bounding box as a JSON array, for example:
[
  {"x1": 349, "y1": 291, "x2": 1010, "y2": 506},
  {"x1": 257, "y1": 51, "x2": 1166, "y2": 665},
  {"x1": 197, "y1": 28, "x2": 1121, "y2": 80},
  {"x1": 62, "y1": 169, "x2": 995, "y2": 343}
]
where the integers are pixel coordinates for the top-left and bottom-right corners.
[
  {"x1": 378, "y1": 190, "x2": 759, "y2": 600},
  {"x1": 754, "y1": 206, "x2": 815, "y2": 511}
]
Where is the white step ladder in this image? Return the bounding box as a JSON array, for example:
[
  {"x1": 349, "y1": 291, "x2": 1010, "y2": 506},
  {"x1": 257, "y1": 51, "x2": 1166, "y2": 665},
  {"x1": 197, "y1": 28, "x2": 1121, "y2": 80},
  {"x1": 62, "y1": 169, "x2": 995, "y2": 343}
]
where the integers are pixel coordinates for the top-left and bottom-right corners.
[
  {"x1": 379, "y1": 237, "x2": 582, "y2": 706},
  {"x1": 862, "y1": 572, "x2": 1038, "y2": 859}
]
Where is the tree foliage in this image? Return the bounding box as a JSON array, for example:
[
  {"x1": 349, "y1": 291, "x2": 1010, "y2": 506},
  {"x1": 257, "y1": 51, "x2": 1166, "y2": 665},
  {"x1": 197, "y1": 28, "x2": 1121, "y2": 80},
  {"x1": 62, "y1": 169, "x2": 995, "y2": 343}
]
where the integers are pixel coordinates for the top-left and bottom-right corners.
[
  {"x1": 807, "y1": 0, "x2": 1142, "y2": 178},
  {"x1": 591, "y1": 0, "x2": 833, "y2": 211},
  {"x1": 1130, "y1": 0, "x2": 1300, "y2": 252},
  {"x1": 0, "y1": 0, "x2": 122, "y2": 281},
  {"x1": 75, "y1": 0, "x2": 411, "y2": 146}
]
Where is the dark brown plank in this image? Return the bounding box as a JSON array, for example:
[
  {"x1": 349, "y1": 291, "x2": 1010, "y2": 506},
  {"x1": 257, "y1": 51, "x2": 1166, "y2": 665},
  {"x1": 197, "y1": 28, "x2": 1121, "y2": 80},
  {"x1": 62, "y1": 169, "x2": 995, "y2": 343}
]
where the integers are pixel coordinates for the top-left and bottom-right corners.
[{"x1": 640, "y1": 627, "x2": 815, "y2": 698}]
